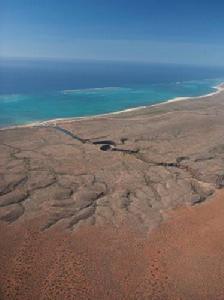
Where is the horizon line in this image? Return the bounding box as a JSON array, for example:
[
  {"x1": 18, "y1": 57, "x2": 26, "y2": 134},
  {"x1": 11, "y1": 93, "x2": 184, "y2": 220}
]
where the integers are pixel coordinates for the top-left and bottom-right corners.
[{"x1": 1, "y1": 55, "x2": 224, "y2": 69}]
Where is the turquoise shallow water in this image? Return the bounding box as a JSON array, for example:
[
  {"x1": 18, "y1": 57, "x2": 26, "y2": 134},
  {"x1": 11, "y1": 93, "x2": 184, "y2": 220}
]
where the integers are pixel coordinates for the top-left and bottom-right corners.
[{"x1": 0, "y1": 78, "x2": 223, "y2": 127}]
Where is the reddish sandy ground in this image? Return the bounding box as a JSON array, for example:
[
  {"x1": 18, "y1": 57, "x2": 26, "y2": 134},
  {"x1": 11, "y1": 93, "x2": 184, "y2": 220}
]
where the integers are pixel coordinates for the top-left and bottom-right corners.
[{"x1": 1, "y1": 191, "x2": 224, "y2": 299}]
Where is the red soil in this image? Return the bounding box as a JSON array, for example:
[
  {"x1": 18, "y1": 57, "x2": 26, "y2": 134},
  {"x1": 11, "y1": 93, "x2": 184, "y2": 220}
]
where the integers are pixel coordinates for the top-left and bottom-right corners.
[{"x1": 1, "y1": 191, "x2": 224, "y2": 299}]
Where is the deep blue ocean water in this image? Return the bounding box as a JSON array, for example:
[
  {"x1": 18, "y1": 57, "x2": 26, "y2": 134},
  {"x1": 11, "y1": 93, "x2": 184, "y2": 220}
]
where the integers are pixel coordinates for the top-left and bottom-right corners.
[{"x1": 0, "y1": 58, "x2": 224, "y2": 127}]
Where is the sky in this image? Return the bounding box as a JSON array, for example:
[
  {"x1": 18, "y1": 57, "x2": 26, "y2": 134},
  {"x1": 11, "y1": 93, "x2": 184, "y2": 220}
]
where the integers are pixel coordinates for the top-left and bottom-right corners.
[{"x1": 1, "y1": 0, "x2": 224, "y2": 66}]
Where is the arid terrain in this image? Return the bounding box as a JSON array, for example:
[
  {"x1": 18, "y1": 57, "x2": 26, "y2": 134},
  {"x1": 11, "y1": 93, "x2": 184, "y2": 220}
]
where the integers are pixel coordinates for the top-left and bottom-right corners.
[{"x1": 1, "y1": 90, "x2": 224, "y2": 299}]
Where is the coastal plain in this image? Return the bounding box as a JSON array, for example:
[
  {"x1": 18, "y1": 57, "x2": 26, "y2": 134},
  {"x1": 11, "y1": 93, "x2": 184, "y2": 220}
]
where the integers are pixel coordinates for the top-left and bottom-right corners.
[{"x1": 1, "y1": 89, "x2": 224, "y2": 299}]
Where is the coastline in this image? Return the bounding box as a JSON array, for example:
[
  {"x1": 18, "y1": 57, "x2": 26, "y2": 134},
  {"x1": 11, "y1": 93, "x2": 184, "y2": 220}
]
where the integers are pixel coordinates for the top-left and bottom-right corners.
[
  {"x1": 1, "y1": 82, "x2": 224, "y2": 299},
  {"x1": 1, "y1": 82, "x2": 224, "y2": 131}
]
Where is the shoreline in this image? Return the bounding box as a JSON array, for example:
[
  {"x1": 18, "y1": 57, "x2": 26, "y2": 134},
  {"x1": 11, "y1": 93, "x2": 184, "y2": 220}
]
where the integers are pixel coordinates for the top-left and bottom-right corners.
[
  {"x1": 1, "y1": 82, "x2": 224, "y2": 131},
  {"x1": 1, "y1": 80, "x2": 224, "y2": 299}
]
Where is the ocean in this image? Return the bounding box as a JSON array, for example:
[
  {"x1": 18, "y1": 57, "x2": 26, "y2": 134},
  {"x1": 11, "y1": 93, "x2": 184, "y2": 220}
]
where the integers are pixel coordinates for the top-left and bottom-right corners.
[{"x1": 0, "y1": 58, "x2": 224, "y2": 127}]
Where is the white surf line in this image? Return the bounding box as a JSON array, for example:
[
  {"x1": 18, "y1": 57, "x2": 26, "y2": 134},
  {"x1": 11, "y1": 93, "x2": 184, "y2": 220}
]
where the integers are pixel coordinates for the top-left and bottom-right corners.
[
  {"x1": 1, "y1": 82, "x2": 224, "y2": 130},
  {"x1": 152, "y1": 83, "x2": 224, "y2": 107}
]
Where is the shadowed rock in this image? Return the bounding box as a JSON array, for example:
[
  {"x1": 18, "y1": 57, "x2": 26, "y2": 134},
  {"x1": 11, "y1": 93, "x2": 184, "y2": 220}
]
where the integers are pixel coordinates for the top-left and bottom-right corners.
[
  {"x1": 100, "y1": 144, "x2": 112, "y2": 151},
  {"x1": 216, "y1": 175, "x2": 224, "y2": 189},
  {"x1": 0, "y1": 204, "x2": 24, "y2": 222},
  {"x1": 92, "y1": 140, "x2": 116, "y2": 146},
  {"x1": 0, "y1": 190, "x2": 28, "y2": 207}
]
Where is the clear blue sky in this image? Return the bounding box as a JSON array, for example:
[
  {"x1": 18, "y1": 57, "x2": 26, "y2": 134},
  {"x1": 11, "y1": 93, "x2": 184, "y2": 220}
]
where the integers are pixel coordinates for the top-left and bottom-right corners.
[{"x1": 1, "y1": 0, "x2": 224, "y2": 66}]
